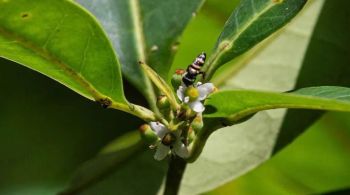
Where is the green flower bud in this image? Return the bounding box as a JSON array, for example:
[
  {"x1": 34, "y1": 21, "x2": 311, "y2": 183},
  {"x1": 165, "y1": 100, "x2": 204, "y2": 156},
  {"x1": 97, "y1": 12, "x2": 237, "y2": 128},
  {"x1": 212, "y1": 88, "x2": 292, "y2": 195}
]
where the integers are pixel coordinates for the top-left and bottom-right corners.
[
  {"x1": 157, "y1": 95, "x2": 170, "y2": 109},
  {"x1": 191, "y1": 114, "x2": 203, "y2": 133},
  {"x1": 139, "y1": 124, "x2": 158, "y2": 144},
  {"x1": 171, "y1": 69, "x2": 185, "y2": 89},
  {"x1": 188, "y1": 127, "x2": 195, "y2": 144},
  {"x1": 177, "y1": 104, "x2": 196, "y2": 120}
]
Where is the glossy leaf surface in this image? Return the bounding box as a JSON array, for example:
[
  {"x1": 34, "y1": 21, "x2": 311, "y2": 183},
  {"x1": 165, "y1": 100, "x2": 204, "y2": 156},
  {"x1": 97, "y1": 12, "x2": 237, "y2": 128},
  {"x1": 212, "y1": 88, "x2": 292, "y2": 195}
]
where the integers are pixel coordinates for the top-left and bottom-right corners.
[
  {"x1": 274, "y1": 0, "x2": 350, "y2": 152},
  {"x1": 203, "y1": 0, "x2": 307, "y2": 80},
  {"x1": 204, "y1": 87, "x2": 350, "y2": 121},
  {"x1": 77, "y1": 0, "x2": 204, "y2": 97},
  {"x1": 0, "y1": 58, "x2": 142, "y2": 195},
  {"x1": 0, "y1": 0, "x2": 126, "y2": 104},
  {"x1": 176, "y1": 1, "x2": 323, "y2": 194}
]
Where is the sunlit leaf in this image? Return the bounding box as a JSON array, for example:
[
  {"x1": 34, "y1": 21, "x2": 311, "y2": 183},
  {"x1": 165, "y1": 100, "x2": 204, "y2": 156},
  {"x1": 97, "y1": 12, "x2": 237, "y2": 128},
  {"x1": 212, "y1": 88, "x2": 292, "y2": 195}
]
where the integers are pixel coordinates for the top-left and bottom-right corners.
[
  {"x1": 0, "y1": 59, "x2": 142, "y2": 195},
  {"x1": 77, "y1": 0, "x2": 204, "y2": 99},
  {"x1": 203, "y1": 0, "x2": 307, "y2": 80},
  {"x1": 204, "y1": 87, "x2": 350, "y2": 122},
  {"x1": 0, "y1": 0, "x2": 126, "y2": 105},
  {"x1": 179, "y1": 1, "x2": 325, "y2": 194}
]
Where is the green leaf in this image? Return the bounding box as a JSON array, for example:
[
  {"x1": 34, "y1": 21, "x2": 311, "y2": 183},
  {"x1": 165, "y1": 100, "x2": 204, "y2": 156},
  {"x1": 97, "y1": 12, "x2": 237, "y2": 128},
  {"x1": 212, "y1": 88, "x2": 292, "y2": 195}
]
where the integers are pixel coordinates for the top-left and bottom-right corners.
[
  {"x1": 179, "y1": 1, "x2": 324, "y2": 194},
  {"x1": 73, "y1": 151, "x2": 167, "y2": 195},
  {"x1": 0, "y1": 0, "x2": 126, "y2": 105},
  {"x1": 60, "y1": 131, "x2": 146, "y2": 195},
  {"x1": 206, "y1": 112, "x2": 350, "y2": 195},
  {"x1": 0, "y1": 58, "x2": 143, "y2": 195},
  {"x1": 274, "y1": 0, "x2": 350, "y2": 152},
  {"x1": 204, "y1": 87, "x2": 350, "y2": 121},
  {"x1": 77, "y1": 0, "x2": 204, "y2": 96},
  {"x1": 203, "y1": 0, "x2": 307, "y2": 80}
]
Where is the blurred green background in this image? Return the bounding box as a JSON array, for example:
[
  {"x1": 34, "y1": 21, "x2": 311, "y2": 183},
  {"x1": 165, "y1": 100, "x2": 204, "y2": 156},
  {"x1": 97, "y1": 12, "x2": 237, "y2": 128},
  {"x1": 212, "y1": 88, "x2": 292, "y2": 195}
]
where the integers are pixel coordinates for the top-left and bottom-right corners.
[{"x1": 1, "y1": 0, "x2": 350, "y2": 194}]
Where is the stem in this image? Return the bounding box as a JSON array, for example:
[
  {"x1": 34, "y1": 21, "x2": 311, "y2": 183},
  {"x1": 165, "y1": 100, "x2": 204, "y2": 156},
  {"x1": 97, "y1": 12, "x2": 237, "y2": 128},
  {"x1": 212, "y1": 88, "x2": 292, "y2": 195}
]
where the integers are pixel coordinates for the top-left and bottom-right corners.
[
  {"x1": 187, "y1": 119, "x2": 222, "y2": 162},
  {"x1": 187, "y1": 126, "x2": 212, "y2": 163},
  {"x1": 110, "y1": 101, "x2": 158, "y2": 122},
  {"x1": 163, "y1": 156, "x2": 187, "y2": 195}
]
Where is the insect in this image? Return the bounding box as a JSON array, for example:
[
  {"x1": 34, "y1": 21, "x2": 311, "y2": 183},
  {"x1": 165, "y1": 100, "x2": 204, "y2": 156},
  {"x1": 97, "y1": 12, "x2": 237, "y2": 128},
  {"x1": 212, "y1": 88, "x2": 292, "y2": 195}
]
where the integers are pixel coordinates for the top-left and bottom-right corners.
[{"x1": 182, "y1": 52, "x2": 206, "y2": 86}]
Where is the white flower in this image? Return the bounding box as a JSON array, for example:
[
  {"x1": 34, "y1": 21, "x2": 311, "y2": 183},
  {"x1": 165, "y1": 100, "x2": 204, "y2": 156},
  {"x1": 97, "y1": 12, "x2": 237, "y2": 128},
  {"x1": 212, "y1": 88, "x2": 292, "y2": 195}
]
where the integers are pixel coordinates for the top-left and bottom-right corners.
[
  {"x1": 150, "y1": 122, "x2": 189, "y2": 161},
  {"x1": 177, "y1": 82, "x2": 215, "y2": 113}
]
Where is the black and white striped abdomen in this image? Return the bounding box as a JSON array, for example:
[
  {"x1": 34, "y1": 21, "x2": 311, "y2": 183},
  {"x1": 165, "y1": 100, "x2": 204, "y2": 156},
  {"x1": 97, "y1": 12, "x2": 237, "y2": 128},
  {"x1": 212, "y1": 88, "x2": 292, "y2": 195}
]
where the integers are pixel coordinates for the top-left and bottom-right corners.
[{"x1": 182, "y1": 52, "x2": 206, "y2": 86}]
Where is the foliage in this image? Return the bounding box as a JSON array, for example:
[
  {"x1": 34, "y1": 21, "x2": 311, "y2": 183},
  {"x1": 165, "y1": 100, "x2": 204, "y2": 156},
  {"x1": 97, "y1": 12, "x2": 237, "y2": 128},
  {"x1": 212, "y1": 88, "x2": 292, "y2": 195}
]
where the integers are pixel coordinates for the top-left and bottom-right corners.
[{"x1": 1, "y1": 0, "x2": 350, "y2": 194}]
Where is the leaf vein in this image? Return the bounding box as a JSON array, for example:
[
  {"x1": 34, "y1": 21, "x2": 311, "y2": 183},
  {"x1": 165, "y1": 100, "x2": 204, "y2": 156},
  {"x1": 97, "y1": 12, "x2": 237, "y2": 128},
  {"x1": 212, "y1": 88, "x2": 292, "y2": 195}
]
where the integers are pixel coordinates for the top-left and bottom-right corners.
[{"x1": 0, "y1": 26, "x2": 103, "y2": 101}]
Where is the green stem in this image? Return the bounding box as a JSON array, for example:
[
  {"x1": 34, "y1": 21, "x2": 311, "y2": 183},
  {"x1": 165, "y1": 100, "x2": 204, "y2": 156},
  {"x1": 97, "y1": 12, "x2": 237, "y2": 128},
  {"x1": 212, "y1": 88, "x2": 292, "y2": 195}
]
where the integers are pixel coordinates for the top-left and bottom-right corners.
[
  {"x1": 110, "y1": 101, "x2": 158, "y2": 122},
  {"x1": 187, "y1": 119, "x2": 222, "y2": 162},
  {"x1": 163, "y1": 156, "x2": 187, "y2": 195},
  {"x1": 187, "y1": 127, "x2": 212, "y2": 163}
]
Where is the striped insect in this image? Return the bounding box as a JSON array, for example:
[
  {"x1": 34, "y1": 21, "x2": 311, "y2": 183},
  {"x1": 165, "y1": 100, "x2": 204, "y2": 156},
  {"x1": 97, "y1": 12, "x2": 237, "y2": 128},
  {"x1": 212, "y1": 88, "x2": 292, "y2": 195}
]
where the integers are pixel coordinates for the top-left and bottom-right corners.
[{"x1": 182, "y1": 52, "x2": 206, "y2": 86}]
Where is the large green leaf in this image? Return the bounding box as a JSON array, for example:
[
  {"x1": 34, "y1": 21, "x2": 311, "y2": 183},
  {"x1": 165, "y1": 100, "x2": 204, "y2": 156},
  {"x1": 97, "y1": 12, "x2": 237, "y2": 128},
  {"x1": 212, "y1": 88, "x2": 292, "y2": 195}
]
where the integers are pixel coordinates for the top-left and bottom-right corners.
[
  {"x1": 61, "y1": 130, "x2": 167, "y2": 195},
  {"x1": 60, "y1": 131, "x2": 146, "y2": 195},
  {"x1": 0, "y1": 0, "x2": 126, "y2": 105},
  {"x1": 274, "y1": 0, "x2": 350, "y2": 152},
  {"x1": 179, "y1": 1, "x2": 325, "y2": 194},
  {"x1": 202, "y1": 0, "x2": 307, "y2": 80},
  {"x1": 74, "y1": 151, "x2": 167, "y2": 195},
  {"x1": 204, "y1": 87, "x2": 350, "y2": 121},
  {"x1": 77, "y1": 0, "x2": 204, "y2": 98},
  {"x1": 0, "y1": 58, "x2": 143, "y2": 195},
  {"x1": 206, "y1": 112, "x2": 350, "y2": 195}
]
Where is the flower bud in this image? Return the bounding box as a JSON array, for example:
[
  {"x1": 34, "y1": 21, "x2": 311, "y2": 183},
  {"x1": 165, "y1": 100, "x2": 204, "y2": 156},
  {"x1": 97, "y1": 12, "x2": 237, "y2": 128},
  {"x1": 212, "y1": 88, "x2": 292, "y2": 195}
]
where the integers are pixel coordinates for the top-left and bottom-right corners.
[
  {"x1": 139, "y1": 124, "x2": 158, "y2": 144},
  {"x1": 157, "y1": 95, "x2": 170, "y2": 109},
  {"x1": 171, "y1": 69, "x2": 185, "y2": 89},
  {"x1": 177, "y1": 104, "x2": 196, "y2": 120},
  {"x1": 188, "y1": 127, "x2": 195, "y2": 144},
  {"x1": 191, "y1": 114, "x2": 203, "y2": 133}
]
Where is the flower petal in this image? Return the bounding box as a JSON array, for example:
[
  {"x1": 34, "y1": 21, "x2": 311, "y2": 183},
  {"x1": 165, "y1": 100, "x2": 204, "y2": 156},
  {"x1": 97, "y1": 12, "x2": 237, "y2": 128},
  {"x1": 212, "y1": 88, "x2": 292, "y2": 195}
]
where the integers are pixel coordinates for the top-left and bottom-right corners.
[
  {"x1": 177, "y1": 86, "x2": 186, "y2": 101},
  {"x1": 150, "y1": 122, "x2": 168, "y2": 138},
  {"x1": 184, "y1": 96, "x2": 190, "y2": 103},
  {"x1": 189, "y1": 101, "x2": 205, "y2": 113},
  {"x1": 195, "y1": 82, "x2": 202, "y2": 87},
  {"x1": 154, "y1": 144, "x2": 170, "y2": 161},
  {"x1": 197, "y1": 83, "x2": 214, "y2": 100},
  {"x1": 173, "y1": 141, "x2": 189, "y2": 159}
]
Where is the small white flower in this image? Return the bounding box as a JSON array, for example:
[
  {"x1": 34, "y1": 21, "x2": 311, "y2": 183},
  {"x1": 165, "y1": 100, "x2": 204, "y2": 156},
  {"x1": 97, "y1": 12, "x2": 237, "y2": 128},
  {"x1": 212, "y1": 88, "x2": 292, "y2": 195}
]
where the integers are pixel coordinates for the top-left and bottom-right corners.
[
  {"x1": 177, "y1": 82, "x2": 215, "y2": 113},
  {"x1": 150, "y1": 122, "x2": 189, "y2": 161}
]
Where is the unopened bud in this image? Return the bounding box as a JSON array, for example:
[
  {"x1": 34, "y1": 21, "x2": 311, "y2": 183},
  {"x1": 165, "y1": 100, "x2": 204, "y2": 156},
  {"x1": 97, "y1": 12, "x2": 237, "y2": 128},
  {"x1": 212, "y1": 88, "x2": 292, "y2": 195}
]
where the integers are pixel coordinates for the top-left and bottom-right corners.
[
  {"x1": 171, "y1": 69, "x2": 185, "y2": 89},
  {"x1": 188, "y1": 127, "x2": 195, "y2": 144},
  {"x1": 191, "y1": 114, "x2": 203, "y2": 133},
  {"x1": 157, "y1": 95, "x2": 170, "y2": 109},
  {"x1": 139, "y1": 124, "x2": 158, "y2": 144},
  {"x1": 178, "y1": 104, "x2": 196, "y2": 120}
]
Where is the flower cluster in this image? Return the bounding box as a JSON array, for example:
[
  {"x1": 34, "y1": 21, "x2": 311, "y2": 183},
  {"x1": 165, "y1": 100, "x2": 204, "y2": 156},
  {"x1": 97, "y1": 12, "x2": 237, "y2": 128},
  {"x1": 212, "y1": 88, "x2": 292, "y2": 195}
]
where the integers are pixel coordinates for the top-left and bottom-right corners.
[{"x1": 146, "y1": 82, "x2": 215, "y2": 161}]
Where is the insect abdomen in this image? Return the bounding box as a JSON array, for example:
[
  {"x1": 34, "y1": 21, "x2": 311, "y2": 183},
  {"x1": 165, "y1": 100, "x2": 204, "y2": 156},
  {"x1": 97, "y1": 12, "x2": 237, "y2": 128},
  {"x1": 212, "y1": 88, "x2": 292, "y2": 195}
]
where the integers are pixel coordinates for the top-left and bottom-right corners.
[{"x1": 182, "y1": 52, "x2": 206, "y2": 86}]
